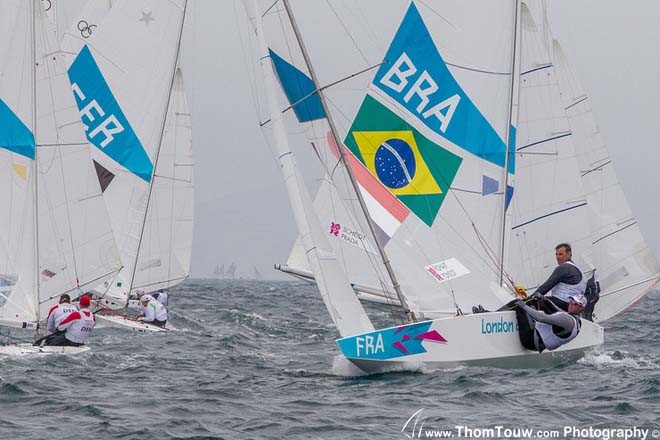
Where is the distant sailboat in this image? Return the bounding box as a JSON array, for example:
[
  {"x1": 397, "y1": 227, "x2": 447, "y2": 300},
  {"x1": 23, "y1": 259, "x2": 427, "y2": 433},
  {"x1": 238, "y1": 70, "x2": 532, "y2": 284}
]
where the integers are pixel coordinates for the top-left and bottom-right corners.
[
  {"x1": 227, "y1": 263, "x2": 237, "y2": 280},
  {"x1": 214, "y1": 264, "x2": 225, "y2": 279},
  {"x1": 0, "y1": 0, "x2": 122, "y2": 354},
  {"x1": 253, "y1": 266, "x2": 263, "y2": 281},
  {"x1": 252, "y1": 0, "x2": 605, "y2": 372}
]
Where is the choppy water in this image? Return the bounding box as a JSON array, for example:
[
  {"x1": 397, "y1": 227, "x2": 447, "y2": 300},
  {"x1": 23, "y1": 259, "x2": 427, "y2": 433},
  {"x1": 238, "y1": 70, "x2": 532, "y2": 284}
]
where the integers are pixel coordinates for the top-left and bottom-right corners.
[{"x1": 0, "y1": 279, "x2": 658, "y2": 439}]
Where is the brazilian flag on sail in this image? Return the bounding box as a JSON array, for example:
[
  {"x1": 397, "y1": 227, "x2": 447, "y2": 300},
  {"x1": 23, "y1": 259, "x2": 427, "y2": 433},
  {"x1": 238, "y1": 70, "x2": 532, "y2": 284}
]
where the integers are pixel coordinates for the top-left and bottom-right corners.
[{"x1": 344, "y1": 95, "x2": 462, "y2": 227}]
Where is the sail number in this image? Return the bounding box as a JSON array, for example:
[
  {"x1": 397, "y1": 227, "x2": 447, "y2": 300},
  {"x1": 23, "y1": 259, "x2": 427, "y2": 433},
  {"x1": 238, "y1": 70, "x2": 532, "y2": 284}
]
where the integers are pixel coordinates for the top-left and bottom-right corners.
[{"x1": 71, "y1": 82, "x2": 125, "y2": 148}]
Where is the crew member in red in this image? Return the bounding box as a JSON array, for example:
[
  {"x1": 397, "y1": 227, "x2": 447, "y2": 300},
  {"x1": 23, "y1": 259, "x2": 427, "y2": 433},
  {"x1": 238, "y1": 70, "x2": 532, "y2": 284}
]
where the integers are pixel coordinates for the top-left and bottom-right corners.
[
  {"x1": 33, "y1": 294, "x2": 78, "y2": 346},
  {"x1": 44, "y1": 295, "x2": 96, "y2": 347}
]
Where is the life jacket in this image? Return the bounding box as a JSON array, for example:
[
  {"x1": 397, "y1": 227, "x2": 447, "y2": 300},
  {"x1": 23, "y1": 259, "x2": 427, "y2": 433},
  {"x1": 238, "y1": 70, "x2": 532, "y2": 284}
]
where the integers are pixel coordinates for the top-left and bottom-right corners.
[
  {"x1": 59, "y1": 309, "x2": 96, "y2": 344},
  {"x1": 535, "y1": 313, "x2": 581, "y2": 350},
  {"x1": 46, "y1": 303, "x2": 78, "y2": 333},
  {"x1": 550, "y1": 261, "x2": 587, "y2": 304}
]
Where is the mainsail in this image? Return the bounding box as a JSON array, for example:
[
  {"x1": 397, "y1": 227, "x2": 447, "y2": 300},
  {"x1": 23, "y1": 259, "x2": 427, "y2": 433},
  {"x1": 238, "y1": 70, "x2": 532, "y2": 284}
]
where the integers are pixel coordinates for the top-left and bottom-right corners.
[
  {"x1": 270, "y1": 0, "x2": 520, "y2": 317},
  {"x1": 277, "y1": 0, "x2": 658, "y2": 324},
  {"x1": 59, "y1": 0, "x2": 191, "y2": 302},
  {"x1": 0, "y1": 0, "x2": 121, "y2": 329}
]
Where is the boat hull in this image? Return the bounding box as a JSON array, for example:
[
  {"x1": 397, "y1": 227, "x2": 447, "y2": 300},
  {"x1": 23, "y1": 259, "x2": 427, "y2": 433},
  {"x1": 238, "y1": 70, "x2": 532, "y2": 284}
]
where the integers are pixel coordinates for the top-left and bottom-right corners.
[
  {"x1": 0, "y1": 343, "x2": 90, "y2": 356},
  {"x1": 95, "y1": 313, "x2": 169, "y2": 332},
  {"x1": 337, "y1": 310, "x2": 603, "y2": 373}
]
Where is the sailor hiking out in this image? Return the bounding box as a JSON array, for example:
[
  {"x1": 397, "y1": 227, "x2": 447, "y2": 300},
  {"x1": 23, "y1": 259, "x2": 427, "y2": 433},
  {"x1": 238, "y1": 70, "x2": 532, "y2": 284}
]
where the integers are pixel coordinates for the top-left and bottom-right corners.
[
  {"x1": 515, "y1": 294, "x2": 586, "y2": 352},
  {"x1": 137, "y1": 294, "x2": 168, "y2": 328}
]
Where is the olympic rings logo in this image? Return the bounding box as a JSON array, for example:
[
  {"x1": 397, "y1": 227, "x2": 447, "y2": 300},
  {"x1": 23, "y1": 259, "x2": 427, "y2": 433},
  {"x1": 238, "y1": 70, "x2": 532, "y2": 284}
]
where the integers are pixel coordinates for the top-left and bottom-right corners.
[{"x1": 78, "y1": 20, "x2": 97, "y2": 39}]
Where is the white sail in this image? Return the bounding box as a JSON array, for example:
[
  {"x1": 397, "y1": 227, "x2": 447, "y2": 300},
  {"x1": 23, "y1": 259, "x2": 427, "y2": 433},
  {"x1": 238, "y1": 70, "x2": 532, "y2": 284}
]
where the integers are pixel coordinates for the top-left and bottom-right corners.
[
  {"x1": 271, "y1": 1, "x2": 520, "y2": 316},
  {"x1": 0, "y1": 0, "x2": 121, "y2": 328},
  {"x1": 252, "y1": 0, "x2": 603, "y2": 372},
  {"x1": 552, "y1": 40, "x2": 660, "y2": 321},
  {"x1": 131, "y1": 68, "x2": 194, "y2": 292},
  {"x1": 60, "y1": 0, "x2": 189, "y2": 300},
  {"x1": 506, "y1": 4, "x2": 594, "y2": 289},
  {"x1": 254, "y1": 0, "x2": 374, "y2": 337}
]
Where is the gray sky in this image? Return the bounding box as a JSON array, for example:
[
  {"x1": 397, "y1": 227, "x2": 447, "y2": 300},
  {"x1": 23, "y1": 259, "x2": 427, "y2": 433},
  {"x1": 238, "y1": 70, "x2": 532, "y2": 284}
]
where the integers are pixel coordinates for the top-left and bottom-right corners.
[{"x1": 180, "y1": 1, "x2": 660, "y2": 279}]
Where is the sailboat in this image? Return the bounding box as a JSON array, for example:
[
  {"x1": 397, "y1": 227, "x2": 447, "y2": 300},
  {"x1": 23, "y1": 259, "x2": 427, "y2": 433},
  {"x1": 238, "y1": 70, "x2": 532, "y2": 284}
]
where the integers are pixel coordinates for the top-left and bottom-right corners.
[
  {"x1": 249, "y1": 0, "x2": 610, "y2": 372},
  {"x1": 53, "y1": 0, "x2": 191, "y2": 330},
  {"x1": 275, "y1": 1, "x2": 659, "y2": 326},
  {"x1": 214, "y1": 264, "x2": 225, "y2": 279},
  {"x1": 0, "y1": 0, "x2": 123, "y2": 354}
]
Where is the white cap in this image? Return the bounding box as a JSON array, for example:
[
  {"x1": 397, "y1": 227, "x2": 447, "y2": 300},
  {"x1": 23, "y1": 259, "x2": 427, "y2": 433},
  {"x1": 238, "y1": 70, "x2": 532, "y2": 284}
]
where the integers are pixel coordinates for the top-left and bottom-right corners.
[
  {"x1": 140, "y1": 294, "x2": 153, "y2": 303},
  {"x1": 569, "y1": 294, "x2": 587, "y2": 307}
]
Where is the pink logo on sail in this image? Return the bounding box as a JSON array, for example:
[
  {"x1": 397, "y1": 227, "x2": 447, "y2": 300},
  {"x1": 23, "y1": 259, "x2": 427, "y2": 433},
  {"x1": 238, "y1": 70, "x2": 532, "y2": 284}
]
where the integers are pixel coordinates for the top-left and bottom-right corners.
[{"x1": 330, "y1": 222, "x2": 341, "y2": 237}]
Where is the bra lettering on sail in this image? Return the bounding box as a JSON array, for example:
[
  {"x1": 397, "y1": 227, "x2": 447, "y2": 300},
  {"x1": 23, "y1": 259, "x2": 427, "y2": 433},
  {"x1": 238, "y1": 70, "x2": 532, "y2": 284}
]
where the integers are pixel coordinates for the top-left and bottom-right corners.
[
  {"x1": 373, "y1": 3, "x2": 511, "y2": 170},
  {"x1": 379, "y1": 52, "x2": 461, "y2": 133}
]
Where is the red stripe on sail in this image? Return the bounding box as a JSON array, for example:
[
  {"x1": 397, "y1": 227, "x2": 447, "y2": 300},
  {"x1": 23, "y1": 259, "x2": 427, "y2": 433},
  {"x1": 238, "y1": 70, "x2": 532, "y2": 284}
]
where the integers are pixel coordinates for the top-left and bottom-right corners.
[{"x1": 326, "y1": 132, "x2": 409, "y2": 223}]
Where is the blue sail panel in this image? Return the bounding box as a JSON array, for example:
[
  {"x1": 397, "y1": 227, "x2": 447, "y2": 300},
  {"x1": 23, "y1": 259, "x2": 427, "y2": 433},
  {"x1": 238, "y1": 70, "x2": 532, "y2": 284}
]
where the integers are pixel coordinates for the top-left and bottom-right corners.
[
  {"x1": 0, "y1": 99, "x2": 35, "y2": 159},
  {"x1": 67, "y1": 45, "x2": 153, "y2": 182},
  {"x1": 269, "y1": 49, "x2": 325, "y2": 123},
  {"x1": 372, "y1": 3, "x2": 513, "y2": 171}
]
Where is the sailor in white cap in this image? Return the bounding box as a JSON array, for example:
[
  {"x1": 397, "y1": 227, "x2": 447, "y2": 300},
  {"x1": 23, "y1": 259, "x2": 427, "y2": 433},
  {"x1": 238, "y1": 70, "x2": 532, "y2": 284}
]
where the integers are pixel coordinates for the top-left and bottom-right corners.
[{"x1": 136, "y1": 294, "x2": 168, "y2": 328}]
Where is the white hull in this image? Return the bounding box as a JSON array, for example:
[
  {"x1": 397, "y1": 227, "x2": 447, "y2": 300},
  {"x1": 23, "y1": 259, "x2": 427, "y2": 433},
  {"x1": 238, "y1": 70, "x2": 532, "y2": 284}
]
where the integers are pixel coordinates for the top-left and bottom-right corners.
[
  {"x1": 95, "y1": 313, "x2": 169, "y2": 332},
  {"x1": 0, "y1": 343, "x2": 90, "y2": 356},
  {"x1": 337, "y1": 310, "x2": 603, "y2": 373}
]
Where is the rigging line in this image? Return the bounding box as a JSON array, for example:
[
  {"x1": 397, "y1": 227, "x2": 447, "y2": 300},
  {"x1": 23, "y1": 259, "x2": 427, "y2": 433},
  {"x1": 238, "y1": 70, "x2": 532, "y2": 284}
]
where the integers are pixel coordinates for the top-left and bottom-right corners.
[
  {"x1": 40, "y1": 22, "x2": 85, "y2": 291},
  {"x1": 415, "y1": 0, "x2": 456, "y2": 29},
  {"x1": 310, "y1": 135, "x2": 397, "y2": 299},
  {"x1": 36, "y1": 142, "x2": 88, "y2": 147},
  {"x1": 324, "y1": 0, "x2": 370, "y2": 65},
  {"x1": 324, "y1": 92, "x2": 509, "y2": 289},
  {"x1": 444, "y1": 61, "x2": 510, "y2": 76},
  {"x1": 511, "y1": 202, "x2": 587, "y2": 230},
  {"x1": 516, "y1": 131, "x2": 571, "y2": 151},
  {"x1": 132, "y1": 275, "x2": 189, "y2": 290},
  {"x1": 262, "y1": 0, "x2": 279, "y2": 17},
  {"x1": 31, "y1": 0, "x2": 42, "y2": 329},
  {"x1": 581, "y1": 160, "x2": 611, "y2": 177},
  {"x1": 129, "y1": 0, "x2": 188, "y2": 294},
  {"x1": 592, "y1": 221, "x2": 637, "y2": 245},
  {"x1": 237, "y1": 1, "x2": 281, "y2": 171},
  {"x1": 281, "y1": 62, "x2": 385, "y2": 116},
  {"x1": 599, "y1": 274, "x2": 660, "y2": 298},
  {"x1": 38, "y1": 267, "x2": 123, "y2": 304},
  {"x1": 565, "y1": 95, "x2": 587, "y2": 110},
  {"x1": 521, "y1": 63, "x2": 552, "y2": 76}
]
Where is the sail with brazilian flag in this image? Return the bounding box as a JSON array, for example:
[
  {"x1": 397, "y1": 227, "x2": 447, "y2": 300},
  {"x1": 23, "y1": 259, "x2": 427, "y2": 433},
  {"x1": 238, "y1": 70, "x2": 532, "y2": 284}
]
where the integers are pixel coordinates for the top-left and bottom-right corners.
[{"x1": 272, "y1": 1, "x2": 519, "y2": 316}]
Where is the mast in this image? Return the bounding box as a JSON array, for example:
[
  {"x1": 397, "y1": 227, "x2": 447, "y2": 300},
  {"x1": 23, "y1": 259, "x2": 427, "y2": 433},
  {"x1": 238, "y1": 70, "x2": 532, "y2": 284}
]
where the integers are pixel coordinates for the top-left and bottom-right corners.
[
  {"x1": 281, "y1": 0, "x2": 415, "y2": 322},
  {"x1": 31, "y1": 0, "x2": 42, "y2": 332},
  {"x1": 498, "y1": 0, "x2": 521, "y2": 286},
  {"x1": 128, "y1": 0, "x2": 188, "y2": 295}
]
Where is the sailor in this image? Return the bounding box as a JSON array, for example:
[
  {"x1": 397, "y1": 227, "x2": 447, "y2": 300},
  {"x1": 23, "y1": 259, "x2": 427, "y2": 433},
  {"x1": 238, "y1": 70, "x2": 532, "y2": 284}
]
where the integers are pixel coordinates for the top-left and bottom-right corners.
[
  {"x1": 128, "y1": 288, "x2": 146, "y2": 301},
  {"x1": 152, "y1": 289, "x2": 169, "y2": 308},
  {"x1": 515, "y1": 294, "x2": 586, "y2": 352},
  {"x1": 34, "y1": 294, "x2": 79, "y2": 345},
  {"x1": 136, "y1": 294, "x2": 168, "y2": 328},
  {"x1": 44, "y1": 295, "x2": 96, "y2": 346},
  {"x1": 529, "y1": 243, "x2": 587, "y2": 312}
]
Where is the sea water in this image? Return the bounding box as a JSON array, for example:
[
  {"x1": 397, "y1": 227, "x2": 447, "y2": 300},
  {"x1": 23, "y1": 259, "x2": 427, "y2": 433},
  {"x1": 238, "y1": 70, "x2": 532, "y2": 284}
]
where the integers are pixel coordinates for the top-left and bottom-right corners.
[{"x1": 0, "y1": 279, "x2": 658, "y2": 439}]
